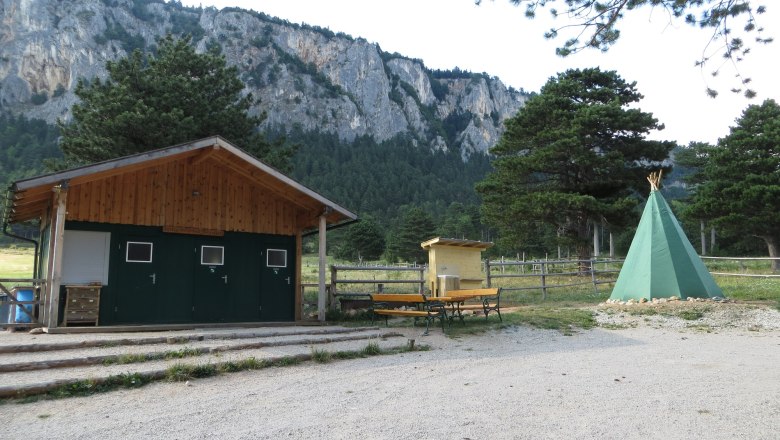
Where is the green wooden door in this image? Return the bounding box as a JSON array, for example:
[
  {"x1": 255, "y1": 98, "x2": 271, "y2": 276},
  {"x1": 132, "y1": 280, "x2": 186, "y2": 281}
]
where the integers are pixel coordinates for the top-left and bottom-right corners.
[
  {"x1": 227, "y1": 233, "x2": 261, "y2": 322},
  {"x1": 114, "y1": 237, "x2": 159, "y2": 324},
  {"x1": 259, "y1": 238, "x2": 295, "y2": 321},
  {"x1": 193, "y1": 241, "x2": 230, "y2": 322},
  {"x1": 156, "y1": 235, "x2": 195, "y2": 323}
]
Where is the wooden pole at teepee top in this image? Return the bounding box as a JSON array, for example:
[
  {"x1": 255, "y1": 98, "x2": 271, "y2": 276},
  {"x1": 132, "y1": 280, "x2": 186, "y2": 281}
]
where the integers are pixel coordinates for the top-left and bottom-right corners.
[{"x1": 647, "y1": 170, "x2": 663, "y2": 192}]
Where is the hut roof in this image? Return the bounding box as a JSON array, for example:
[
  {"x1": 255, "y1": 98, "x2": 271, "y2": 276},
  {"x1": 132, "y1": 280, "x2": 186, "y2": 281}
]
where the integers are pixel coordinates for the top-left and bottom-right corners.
[{"x1": 3, "y1": 136, "x2": 357, "y2": 231}]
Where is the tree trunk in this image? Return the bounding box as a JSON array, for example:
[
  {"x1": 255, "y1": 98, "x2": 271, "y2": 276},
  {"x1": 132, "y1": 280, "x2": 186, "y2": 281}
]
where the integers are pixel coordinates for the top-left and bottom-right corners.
[
  {"x1": 761, "y1": 236, "x2": 780, "y2": 273},
  {"x1": 700, "y1": 220, "x2": 706, "y2": 256},
  {"x1": 576, "y1": 222, "x2": 592, "y2": 275}
]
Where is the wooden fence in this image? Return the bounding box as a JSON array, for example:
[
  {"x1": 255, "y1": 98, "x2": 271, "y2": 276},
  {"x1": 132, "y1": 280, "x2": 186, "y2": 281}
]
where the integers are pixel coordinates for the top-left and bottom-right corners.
[
  {"x1": 485, "y1": 258, "x2": 622, "y2": 300},
  {"x1": 328, "y1": 265, "x2": 426, "y2": 311},
  {"x1": 701, "y1": 256, "x2": 780, "y2": 278}
]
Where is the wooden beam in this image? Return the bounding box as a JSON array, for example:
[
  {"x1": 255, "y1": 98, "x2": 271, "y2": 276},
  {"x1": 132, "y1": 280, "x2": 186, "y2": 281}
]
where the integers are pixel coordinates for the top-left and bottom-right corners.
[
  {"x1": 46, "y1": 185, "x2": 68, "y2": 329},
  {"x1": 162, "y1": 225, "x2": 224, "y2": 236},
  {"x1": 11, "y1": 190, "x2": 52, "y2": 205},
  {"x1": 318, "y1": 213, "x2": 327, "y2": 322}
]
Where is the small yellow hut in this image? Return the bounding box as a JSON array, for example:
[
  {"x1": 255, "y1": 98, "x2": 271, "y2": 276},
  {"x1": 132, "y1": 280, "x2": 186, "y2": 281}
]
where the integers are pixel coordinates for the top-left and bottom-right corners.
[{"x1": 421, "y1": 237, "x2": 493, "y2": 296}]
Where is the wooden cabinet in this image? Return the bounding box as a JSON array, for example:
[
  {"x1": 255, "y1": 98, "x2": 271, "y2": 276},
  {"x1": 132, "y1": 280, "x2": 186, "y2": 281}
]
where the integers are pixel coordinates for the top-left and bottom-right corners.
[{"x1": 63, "y1": 285, "x2": 101, "y2": 326}]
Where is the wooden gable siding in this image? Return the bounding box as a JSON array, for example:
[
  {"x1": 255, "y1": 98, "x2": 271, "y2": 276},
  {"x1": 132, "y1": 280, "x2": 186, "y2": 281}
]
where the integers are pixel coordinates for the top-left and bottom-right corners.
[{"x1": 65, "y1": 158, "x2": 299, "y2": 235}]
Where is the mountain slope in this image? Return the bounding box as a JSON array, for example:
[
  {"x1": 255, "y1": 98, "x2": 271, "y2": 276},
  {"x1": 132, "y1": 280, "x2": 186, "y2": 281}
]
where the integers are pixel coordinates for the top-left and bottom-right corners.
[{"x1": 0, "y1": 0, "x2": 528, "y2": 159}]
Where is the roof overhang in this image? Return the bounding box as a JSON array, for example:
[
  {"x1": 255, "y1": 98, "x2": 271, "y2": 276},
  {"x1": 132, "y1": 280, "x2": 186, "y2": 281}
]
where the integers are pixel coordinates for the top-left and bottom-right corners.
[{"x1": 420, "y1": 237, "x2": 494, "y2": 250}]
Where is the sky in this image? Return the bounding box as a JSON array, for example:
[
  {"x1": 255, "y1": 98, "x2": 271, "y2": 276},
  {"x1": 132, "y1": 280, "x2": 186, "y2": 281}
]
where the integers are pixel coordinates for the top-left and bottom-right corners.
[{"x1": 179, "y1": 0, "x2": 779, "y2": 146}]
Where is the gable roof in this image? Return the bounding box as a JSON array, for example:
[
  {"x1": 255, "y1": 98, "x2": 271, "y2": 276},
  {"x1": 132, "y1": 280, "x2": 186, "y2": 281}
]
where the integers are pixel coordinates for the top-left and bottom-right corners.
[
  {"x1": 610, "y1": 189, "x2": 724, "y2": 301},
  {"x1": 3, "y1": 136, "x2": 357, "y2": 231}
]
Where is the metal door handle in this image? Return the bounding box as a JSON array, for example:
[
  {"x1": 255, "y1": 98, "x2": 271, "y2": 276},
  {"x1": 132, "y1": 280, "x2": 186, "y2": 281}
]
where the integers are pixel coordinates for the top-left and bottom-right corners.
[
  {"x1": 222, "y1": 275, "x2": 228, "y2": 284},
  {"x1": 285, "y1": 276, "x2": 291, "y2": 285},
  {"x1": 150, "y1": 273, "x2": 156, "y2": 285}
]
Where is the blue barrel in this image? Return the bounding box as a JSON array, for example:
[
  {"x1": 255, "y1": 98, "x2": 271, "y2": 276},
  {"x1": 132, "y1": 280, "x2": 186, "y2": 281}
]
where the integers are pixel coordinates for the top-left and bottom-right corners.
[{"x1": 14, "y1": 288, "x2": 34, "y2": 323}]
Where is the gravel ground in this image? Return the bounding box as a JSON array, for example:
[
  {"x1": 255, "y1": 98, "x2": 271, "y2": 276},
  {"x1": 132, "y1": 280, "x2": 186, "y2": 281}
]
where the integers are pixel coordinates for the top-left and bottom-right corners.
[{"x1": 1, "y1": 304, "x2": 779, "y2": 440}]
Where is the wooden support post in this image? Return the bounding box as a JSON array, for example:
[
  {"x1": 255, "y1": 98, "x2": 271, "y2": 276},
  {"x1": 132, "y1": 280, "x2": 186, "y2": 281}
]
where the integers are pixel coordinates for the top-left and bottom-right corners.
[
  {"x1": 540, "y1": 261, "x2": 548, "y2": 301},
  {"x1": 37, "y1": 212, "x2": 49, "y2": 326},
  {"x1": 318, "y1": 213, "x2": 327, "y2": 322},
  {"x1": 593, "y1": 222, "x2": 600, "y2": 257},
  {"x1": 46, "y1": 184, "x2": 68, "y2": 329},
  {"x1": 485, "y1": 259, "x2": 491, "y2": 288},
  {"x1": 329, "y1": 265, "x2": 337, "y2": 311}
]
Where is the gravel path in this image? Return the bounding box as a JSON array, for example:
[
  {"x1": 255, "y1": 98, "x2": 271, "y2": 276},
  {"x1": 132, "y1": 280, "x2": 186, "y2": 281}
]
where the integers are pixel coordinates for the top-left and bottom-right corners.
[{"x1": 1, "y1": 305, "x2": 779, "y2": 439}]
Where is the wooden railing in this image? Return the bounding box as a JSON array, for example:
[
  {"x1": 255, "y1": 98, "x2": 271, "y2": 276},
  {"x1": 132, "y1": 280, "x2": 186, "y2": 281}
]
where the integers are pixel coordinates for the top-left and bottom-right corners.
[{"x1": 0, "y1": 278, "x2": 46, "y2": 329}]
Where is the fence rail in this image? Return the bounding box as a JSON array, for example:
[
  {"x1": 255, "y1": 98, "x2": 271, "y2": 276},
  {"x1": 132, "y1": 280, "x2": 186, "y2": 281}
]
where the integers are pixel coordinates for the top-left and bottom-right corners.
[
  {"x1": 327, "y1": 265, "x2": 426, "y2": 311},
  {"x1": 701, "y1": 256, "x2": 780, "y2": 278},
  {"x1": 485, "y1": 258, "x2": 623, "y2": 300}
]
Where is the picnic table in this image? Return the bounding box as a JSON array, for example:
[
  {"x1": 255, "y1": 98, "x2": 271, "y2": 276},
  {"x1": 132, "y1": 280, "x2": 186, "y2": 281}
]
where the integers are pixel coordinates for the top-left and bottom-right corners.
[{"x1": 434, "y1": 288, "x2": 503, "y2": 323}]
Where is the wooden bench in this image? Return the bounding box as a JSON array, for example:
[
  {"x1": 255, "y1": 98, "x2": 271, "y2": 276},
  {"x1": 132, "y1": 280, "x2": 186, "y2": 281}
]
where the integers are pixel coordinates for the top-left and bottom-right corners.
[
  {"x1": 447, "y1": 288, "x2": 502, "y2": 323},
  {"x1": 369, "y1": 293, "x2": 447, "y2": 335}
]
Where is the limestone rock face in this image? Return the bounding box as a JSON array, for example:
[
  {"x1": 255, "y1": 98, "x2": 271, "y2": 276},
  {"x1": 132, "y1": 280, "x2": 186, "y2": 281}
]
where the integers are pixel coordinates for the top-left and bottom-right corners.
[{"x1": 0, "y1": 0, "x2": 528, "y2": 156}]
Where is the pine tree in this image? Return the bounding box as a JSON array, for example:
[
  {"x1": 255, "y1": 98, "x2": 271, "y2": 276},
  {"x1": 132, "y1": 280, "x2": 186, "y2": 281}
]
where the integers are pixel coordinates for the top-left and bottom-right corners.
[
  {"x1": 386, "y1": 207, "x2": 437, "y2": 263},
  {"x1": 476, "y1": 68, "x2": 675, "y2": 264},
  {"x1": 686, "y1": 99, "x2": 780, "y2": 271}
]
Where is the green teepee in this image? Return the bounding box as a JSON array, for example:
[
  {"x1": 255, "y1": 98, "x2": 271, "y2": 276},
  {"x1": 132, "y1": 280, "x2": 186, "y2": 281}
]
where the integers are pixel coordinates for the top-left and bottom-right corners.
[{"x1": 610, "y1": 172, "x2": 724, "y2": 301}]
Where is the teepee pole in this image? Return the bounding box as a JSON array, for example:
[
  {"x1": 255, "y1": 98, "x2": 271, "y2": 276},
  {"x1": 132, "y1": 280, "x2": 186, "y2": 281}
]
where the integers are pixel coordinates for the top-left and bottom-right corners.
[{"x1": 647, "y1": 170, "x2": 663, "y2": 192}]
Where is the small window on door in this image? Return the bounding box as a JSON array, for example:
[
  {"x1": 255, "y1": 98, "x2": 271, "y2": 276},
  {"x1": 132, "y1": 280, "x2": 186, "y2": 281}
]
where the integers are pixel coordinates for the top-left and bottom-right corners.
[
  {"x1": 126, "y1": 241, "x2": 153, "y2": 263},
  {"x1": 267, "y1": 249, "x2": 287, "y2": 268},
  {"x1": 201, "y1": 246, "x2": 225, "y2": 265}
]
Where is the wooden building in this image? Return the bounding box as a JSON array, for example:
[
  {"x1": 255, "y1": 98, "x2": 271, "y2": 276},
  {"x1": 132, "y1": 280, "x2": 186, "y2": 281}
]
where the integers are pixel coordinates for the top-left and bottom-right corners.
[{"x1": 2, "y1": 136, "x2": 356, "y2": 329}]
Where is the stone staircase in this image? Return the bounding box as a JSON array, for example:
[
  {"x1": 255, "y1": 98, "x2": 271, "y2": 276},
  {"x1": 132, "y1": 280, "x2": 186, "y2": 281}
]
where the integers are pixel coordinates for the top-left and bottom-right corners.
[{"x1": 0, "y1": 326, "x2": 406, "y2": 399}]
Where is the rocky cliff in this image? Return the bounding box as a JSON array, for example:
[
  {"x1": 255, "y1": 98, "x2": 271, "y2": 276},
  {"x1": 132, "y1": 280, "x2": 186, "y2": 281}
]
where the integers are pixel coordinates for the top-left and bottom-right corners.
[{"x1": 0, "y1": 0, "x2": 528, "y2": 159}]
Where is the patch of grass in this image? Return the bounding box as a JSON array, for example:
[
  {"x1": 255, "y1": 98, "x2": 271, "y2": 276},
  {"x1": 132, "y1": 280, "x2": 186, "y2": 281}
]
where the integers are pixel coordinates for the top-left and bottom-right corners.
[
  {"x1": 103, "y1": 348, "x2": 206, "y2": 366},
  {"x1": 0, "y1": 247, "x2": 35, "y2": 280},
  {"x1": 163, "y1": 347, "x2": 203, "y2": 359},
  {"x1": 627, "y1": 307, "x2": 659, "y2": 316},
  {"x1": 273, "y1": 356, "x2": 301, "y2": 367},
  {"x1": 444, "y1": 307, "x2": 596, "y2": 337},
  {"x1": 511, "y1": 308, "x2": 596, "y2": 335},
  {"x1": 687, "y1": 324, "x2": 714, "y2": 333},
  {"x1": 37, "y1": 413, "x2": 51, "y2": 419},
  {"x1": 600, "y1": 322, "x2": 637, "y2": 330},
  {"x1": 362, "y1": 341, "x2": 381, "y2": 355},
  {"x1": 676, "y1": 309, "x2": 706, "y2": 321},
  {"x1": 311, "y1": 348, "x2": 332, "y2": 363},
  {"x1": 165, "y1": 363, "x2": 218, "y2": 382},
  {"x1": 39, "y1": 372, "x2": 150, "y2": 400},
  {"x1": 115, "y1": 353, "x2": 148, "y2": 364},
  {"x1": 715, "y1": 276, "x2": 780, "y2": 302}
]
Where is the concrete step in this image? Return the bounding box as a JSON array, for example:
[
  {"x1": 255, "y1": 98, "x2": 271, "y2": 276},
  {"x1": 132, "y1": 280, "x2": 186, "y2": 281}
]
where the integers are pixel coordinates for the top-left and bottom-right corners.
[
  {"x1": 0, "y1": 328, "x2": 401, "y2": 372},
  {"x1": 0, "y1": 326, "x2": 410, "y2": 398}
]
